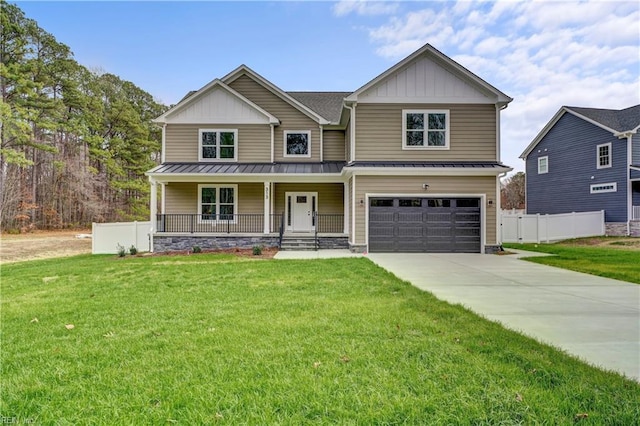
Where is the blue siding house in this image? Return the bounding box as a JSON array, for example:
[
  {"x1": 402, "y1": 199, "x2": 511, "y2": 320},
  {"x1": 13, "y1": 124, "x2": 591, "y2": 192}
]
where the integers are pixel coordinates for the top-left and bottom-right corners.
[{"x1": 520, "y1": 105, "x2": 640, "y2": 236}]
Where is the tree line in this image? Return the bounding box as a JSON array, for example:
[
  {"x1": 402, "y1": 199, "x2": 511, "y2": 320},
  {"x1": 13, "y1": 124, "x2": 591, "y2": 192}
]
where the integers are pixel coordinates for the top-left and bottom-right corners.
[{"x1": 0, "y1": 1, "x2": 167, "y2": 232}]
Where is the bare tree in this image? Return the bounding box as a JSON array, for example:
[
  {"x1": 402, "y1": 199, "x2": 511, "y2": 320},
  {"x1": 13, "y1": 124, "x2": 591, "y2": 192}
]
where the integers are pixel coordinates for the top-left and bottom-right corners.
[{"x1": 501, "y1": 172, "x2": 525, "y2": 210}]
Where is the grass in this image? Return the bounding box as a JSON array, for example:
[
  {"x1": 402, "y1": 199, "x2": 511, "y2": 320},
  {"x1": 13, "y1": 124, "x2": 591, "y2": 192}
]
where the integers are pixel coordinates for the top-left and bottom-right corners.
[
  {"x1": 1, "y1": 254, "x2": 639, "y2": 424},
  {"x1": 504, "y1": 240, "x2": 640, "y2": 284}
]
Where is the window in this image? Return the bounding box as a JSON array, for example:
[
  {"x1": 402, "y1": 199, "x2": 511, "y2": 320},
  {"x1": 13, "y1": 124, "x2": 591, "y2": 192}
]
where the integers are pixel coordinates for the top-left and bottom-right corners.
[
  {"x1": 538, "y1": 156, "x2": 548, "y2": 174},
  {"x1": 370, "y1": 199, "x2": 394, "y2": 207},
  {"x1": 199, "y1": 129, "x2": 237, "y2": 161},
  {"x1": 590, "y1": 182, "x2": 617, "y2": 194},
  {"x1": 399, "y1": 199, "x2": 422, "y2": 207},
  {"x1": 198, "y1": 185, "x2": 237, "y2": 222},
  {"x1": 597, "y1": 143, "x2": 611, "y2": 169},
  {"x1": 284, "y1": 131, "x2": 311, "y2": 157},
  {"x1": 402, "y1": 110, "x2": 449, "y2": 149},
  {"x1": 427, "y1": 199, "x2": 451, "y2": 208}
]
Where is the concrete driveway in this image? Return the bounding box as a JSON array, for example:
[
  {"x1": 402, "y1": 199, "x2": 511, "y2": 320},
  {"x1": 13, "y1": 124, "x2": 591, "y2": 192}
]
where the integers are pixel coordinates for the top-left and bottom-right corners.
[{"x1": 366, "y1": 251, "x2": 640, "y2": 381}]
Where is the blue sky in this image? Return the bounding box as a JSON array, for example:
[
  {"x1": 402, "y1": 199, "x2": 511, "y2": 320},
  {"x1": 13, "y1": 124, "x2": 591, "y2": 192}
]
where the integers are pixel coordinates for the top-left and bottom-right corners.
[{"x1": 15, "y1": 0, "x2": 640, "y2": 173}]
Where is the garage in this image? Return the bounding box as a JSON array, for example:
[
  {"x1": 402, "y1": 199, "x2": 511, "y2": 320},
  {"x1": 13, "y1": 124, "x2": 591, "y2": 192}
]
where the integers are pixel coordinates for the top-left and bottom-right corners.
[{"x1": 368, "y1": 197, "x2": 481, "y2": 253}]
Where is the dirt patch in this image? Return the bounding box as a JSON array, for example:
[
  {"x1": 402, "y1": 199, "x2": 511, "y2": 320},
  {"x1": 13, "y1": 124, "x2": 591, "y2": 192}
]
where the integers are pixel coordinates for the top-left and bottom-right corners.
[
  {"x1": 559, "y1": 237, "x2": 640, "y2": 250},
  {"x1": 1, "y1": 230, "x2": 92, "y2": 264}
]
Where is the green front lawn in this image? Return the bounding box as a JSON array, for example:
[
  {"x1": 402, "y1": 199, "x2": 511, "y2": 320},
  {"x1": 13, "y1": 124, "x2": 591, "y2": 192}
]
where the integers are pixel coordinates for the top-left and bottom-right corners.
[
  {"x1": 1, "y1": 254, "x2": 638, "y2": 424},
  {"x1": 504, "y1": 240, "x2": 640, "y2": 284}
]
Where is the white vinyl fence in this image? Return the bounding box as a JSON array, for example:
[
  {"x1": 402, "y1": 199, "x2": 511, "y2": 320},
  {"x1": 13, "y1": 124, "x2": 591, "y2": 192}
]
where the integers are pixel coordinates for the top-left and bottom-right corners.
[
  {"x1": 92, "y1": 221, "x2": 152, "y2": 254},
  {"x1": 501, "y1": 210, "x2": 605, "y2": 243}
]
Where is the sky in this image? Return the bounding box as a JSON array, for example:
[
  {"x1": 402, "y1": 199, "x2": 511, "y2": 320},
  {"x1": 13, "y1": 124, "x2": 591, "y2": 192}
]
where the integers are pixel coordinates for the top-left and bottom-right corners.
[{"x1": 14, "y1": 0, "x2": 640, "y2": 174}]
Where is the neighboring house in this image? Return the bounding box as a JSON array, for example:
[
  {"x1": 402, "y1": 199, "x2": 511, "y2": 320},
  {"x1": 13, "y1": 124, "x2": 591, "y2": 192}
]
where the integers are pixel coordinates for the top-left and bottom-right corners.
[
  {"x1": 146, "y1": 44, "x2": 513, "y2": 253},
  {"x1": 520, "y1": 105, "x2": 640, "y2": 236}
]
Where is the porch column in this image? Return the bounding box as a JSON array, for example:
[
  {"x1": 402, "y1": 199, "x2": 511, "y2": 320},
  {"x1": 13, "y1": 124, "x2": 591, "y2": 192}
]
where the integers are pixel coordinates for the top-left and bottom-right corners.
[
  {"x1": 150, "y1": 178, "x2": 157, "y2": 232},
  {"x1": 264, "y1": 181, "x2": 270, "y2": 234},
  {"x1": 343, "y1": 182, "x2": 349, "y2": 234}
]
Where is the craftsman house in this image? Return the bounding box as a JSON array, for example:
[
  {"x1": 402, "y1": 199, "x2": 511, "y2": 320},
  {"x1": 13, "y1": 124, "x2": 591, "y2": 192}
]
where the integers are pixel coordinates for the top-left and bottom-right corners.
[
  {"x1": 520, "y1": 105, "x2": 640, "y2": 236},
  {"x1": 146, "y1": 43, "x2": 513, "y2": 253}
]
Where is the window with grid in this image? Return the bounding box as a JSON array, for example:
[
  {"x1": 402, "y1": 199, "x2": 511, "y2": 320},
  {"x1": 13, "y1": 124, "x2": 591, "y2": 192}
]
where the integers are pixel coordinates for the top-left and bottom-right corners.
[{"x1": 402, "y1": 110, "x2": 449, "y2": 149}]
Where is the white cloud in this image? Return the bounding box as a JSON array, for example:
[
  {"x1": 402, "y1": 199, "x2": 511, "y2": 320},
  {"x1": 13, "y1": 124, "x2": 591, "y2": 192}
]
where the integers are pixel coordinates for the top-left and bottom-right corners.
[
  {"x1": 335, "y1": 0, "x2": 640, "y2": 172},
  {"x1": 332, "y1": 0, "x2": 399, "y2": 17}
]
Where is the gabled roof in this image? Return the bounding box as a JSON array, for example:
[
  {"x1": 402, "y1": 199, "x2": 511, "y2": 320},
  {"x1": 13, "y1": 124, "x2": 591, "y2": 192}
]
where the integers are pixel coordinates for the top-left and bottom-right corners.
[
  {"x1": 221, "y1": 65, "x2": 331, "y2": 125},
  {"x1": 566, "y1": 105, "x2": 640, "y2": 133},
  {"x1": 345, "y1": 43, "x2": 512, "y2": 106},
  {"x1": 520, "y1": 104, "x2": 640, "y2": 159},
  {"x1": 287, "y1": 92, "x2": 350, "y2": 124},
  {"x1": 153, "y1": 79, "x2": 279, "y2": 125}
]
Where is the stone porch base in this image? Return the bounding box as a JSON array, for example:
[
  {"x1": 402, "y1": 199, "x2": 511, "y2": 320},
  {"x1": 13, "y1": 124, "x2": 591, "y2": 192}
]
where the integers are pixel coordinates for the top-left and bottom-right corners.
[{"x1": 153, "y1": 234, "x2": 279, "y2": 252}]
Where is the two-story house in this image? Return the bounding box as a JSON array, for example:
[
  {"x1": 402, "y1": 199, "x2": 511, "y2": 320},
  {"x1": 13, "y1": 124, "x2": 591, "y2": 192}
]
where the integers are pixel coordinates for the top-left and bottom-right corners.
[
  {"x1": 146, "y1": 44, "x2": 513, "y2": 253},
  {"x1": 520, "y1": 105, "x2": 640, "y2": 236}
]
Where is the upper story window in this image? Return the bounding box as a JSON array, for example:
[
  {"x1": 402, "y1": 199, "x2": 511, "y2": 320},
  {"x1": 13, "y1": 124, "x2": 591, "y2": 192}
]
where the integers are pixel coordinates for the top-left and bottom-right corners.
[
  {"x1": 590, "y1": 182, "x2": 617, "y2": 194},
  {"x1": 402, "y1": 110, "x2": 450, "y2": 150},
  {"x1": 199, "y1": 129, "x2": 237, "y2": 161},
  {"x1": 597, "y1": 143, "x2": 611, "y2": 169},
  {"x1": 538, "y1": 156, "x2": 548, "y2": 174},
  {"x1": 284, "y1": 131, "x2": 311, "y2": 157}
]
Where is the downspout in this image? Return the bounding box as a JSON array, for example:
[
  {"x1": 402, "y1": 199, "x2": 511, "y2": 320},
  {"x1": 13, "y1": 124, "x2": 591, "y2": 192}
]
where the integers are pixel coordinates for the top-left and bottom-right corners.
[
  {"x1": 270, "y1": 124, "x2": 275, "y2": 163},
  {"x1": 319, "y1": 125, "x2": 324, "y2": 162},
  {"x1": 161, "y1": 123, "x2": 167, "y2": 163},
  {"x1": 626, "y1": 133, "x2": 633, "y2": 235},
  {"x1": 344, "y1": 102, "x2": 356, "y2": 163}
]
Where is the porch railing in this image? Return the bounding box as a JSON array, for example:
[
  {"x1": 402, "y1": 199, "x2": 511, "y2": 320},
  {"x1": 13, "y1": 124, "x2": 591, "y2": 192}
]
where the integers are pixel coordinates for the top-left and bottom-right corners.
[
  {"x1": 156, "y1": 214, "x2": 283, "y2": 234},
  {"x1": 313, "y1": 213, "x2": 345, "y2": 250},
  {"x1": 633, "y1": 206, "x2": 640, "y2": 220}
]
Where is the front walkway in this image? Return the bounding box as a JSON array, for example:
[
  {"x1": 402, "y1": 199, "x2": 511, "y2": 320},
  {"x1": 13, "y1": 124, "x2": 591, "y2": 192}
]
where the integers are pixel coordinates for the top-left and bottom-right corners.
[{"x1": 366, "y1": 251, "x2": 640, "y2": 381}]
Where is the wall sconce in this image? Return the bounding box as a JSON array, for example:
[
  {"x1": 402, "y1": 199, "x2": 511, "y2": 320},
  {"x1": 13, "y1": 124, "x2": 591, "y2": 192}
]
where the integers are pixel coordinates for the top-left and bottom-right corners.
[
  {"x1": 422, "y1": 184, "x2": 429, "y2": 190},
  {"x1": 488, "y1": 199, "x2": 494, "y2": 206},
  {"x1": 359, "y1": 199, "x2": 364, "y2": 205}
]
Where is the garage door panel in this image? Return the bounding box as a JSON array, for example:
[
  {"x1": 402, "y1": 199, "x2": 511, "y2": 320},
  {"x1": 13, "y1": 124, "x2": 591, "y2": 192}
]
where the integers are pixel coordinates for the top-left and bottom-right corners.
[{"x1": 368, "y1": 197, "x2": 481, "y2": 253}]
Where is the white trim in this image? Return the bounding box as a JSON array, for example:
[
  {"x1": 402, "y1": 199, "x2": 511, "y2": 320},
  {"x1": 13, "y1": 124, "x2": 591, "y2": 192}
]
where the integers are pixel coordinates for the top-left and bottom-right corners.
[
  {"x1": 538, "y1": 156, "x2": 549, "y2": 174},
  {"x1": 346, "y1": 166, "x2": 512, "y2": 177},
  {"x1": 198, "y1": 129, "x2": 238, "y2": 162},
  {"x1": 161, "y1": 183, "x2": 166, "y2": 214},
  {"x1": 364, "y1": 193, "x2": 486, "y2": 254},
  {"x1": 263, "y1": 181, "x2": 270, "y2": 234},
  {"x1": 197, "y1": 184, "x2": 238, "y2": 223},
  {"x1": 350, "y1": 103, "x2": 356, "y2": 162},
  {"x1": 627, "y1": 135, "x2": 633, "y2": 232},
  {"x1": 343, "y1": 182, "x2": 349, "y2": 235},
  {"x1": 351, "y1": 175, "x2": 356, "y2": 246},
  {"x1": 154, "y1": 79, "x2": 279, "y2": 125},
  {"x1": 221, "y1": 65, "x2": 331, "y2": 124},
  {"x1": 495, "y1": 105, "x2": 500, "y2": 162},
  {"x1": 402, "y1": 109, "x2": 450, "y2": 150},
  {"x1": 596, "y1": 142, "x2": 612, "y2": 169},
  {"x1": 590, "y1": 182, "x2": 617, "y2": 194},
  {"x1": 149, "y1": 178, "x2": 157, "y2": 233},
  {"x1": 283, "y1": 130, "x2": 311, "y2": 158}
]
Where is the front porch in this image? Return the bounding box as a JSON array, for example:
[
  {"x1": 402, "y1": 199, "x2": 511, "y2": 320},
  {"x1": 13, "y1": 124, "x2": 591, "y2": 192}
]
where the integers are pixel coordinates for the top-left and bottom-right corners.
[{"x1": 152, "y1": 212, "x2": 347, "y2": 252}]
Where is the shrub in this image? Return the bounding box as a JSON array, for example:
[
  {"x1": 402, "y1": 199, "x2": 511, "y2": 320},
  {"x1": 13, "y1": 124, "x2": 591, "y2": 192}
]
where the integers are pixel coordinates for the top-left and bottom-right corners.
[
  {"x1": 129, "y1": 245, "x2": 138, "y2": 256},
  {"x1": 192, "y1": 246, "x2": 202, "y2": 254},
  {"x1": 252, "y1": 245, "x2": 263, "y2": 256},
  {"x1": 116, "y1": 244, "x2": 126, "y2": 257}
]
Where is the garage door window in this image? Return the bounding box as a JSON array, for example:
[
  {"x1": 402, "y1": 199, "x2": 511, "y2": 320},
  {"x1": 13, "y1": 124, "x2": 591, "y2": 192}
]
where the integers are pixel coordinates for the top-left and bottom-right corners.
[
  {"x1": 456, "y1": 199, "x2": 480, "y2": 207},
  {"x1": 370, "y1": 199, "x2": 394, "y2": 207},
  {"x1": 399, "y1": 199, "x2": 421, "y2": 207},
  {"x1": 427, "y1": 199, "x2": 451, "y2": 207}
]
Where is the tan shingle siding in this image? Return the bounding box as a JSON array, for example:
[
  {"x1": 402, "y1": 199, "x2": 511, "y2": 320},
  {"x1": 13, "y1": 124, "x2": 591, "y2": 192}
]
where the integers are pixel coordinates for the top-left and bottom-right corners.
[
  {"x1": 355, "y1": 104, "x2": 496, "y2": 161},
  {"x1": 229, "y1": 75, "x2": 320, "y2": 162},
  {"x1": 353, "y1": 175, "x2": 497, "y2": 245},
  {"x1": 165, "y1": 124, "x2": 270, "y2": 162},
  {"x1": 273, "y1": 183, "x2": 344, "y2": 215},
  {"x1": 165, "y1": 182, "x2": 264, "y2": 214}
]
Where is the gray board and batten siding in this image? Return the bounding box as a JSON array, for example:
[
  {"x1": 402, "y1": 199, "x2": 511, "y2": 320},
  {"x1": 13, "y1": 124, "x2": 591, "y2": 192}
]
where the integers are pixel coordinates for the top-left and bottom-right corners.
[{"x1": 525, "y1": 113, "x2": 628, "y2": 222}]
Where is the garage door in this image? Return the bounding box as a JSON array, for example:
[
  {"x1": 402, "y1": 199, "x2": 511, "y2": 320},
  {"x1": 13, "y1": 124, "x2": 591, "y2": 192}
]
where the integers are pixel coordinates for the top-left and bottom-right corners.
[{"x1": 368, "y1": 197, "x2": 481, "y2": 253}]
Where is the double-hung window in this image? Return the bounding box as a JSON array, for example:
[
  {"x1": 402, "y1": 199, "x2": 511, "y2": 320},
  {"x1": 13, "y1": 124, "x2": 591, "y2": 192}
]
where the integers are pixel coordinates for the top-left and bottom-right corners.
[
  {"x1": 402, "y1": 110, "x2": 450, "y2": 149},
  {"x1": 538, "y1": 156, "x2": 548, "y2": 174},
  {"x1": 199, "y1": 129, "x2": 237, "y2": 161},
  {"x1": 198, "y1": 184, "x2": 237, "y2": 222},
  {"x1": 597, "y1": 143, "x2": 611, "y2": 169},
  {"x1": 284, "y1": 131, "x2": 311, "y2": 157}
]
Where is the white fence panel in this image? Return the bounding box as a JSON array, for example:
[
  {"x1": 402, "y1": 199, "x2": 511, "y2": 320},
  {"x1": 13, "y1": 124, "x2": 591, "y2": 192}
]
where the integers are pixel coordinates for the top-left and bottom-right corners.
[
  {"x1": 501, "y1": 211, "x2": 604, "y2": 243},
  {"x1": 92, "y1": 221, "x2": 152, "y2": 254}
]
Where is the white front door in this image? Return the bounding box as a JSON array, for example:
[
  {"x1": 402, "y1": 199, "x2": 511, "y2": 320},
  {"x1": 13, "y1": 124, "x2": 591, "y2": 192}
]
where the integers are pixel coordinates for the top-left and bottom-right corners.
[{"x1": 287, "y1": 192, "x2": 316, "y2": 232}]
